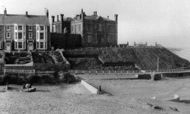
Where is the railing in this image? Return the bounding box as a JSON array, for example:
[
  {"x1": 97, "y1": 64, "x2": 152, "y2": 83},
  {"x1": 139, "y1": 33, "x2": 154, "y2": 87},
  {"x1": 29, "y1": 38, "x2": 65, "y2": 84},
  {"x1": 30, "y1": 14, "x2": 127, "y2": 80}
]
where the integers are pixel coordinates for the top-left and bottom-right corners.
[
  {"x1": 70, "y1": 68, "x2": 190, "y2": 75},
  {"x1": 69, "y1": 69, "x2": 141, "y2": 75},
  {"x1": 3, "y1": 68, "x2": 55, "y2": 75}
]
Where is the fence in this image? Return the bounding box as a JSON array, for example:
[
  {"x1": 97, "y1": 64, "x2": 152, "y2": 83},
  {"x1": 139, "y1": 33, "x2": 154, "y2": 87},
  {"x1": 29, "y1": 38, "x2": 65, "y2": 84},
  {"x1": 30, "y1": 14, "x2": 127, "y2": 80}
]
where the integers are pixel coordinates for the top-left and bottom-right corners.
[{"x1": 69, "y1": 68, "x2": 190, "y2": 75}]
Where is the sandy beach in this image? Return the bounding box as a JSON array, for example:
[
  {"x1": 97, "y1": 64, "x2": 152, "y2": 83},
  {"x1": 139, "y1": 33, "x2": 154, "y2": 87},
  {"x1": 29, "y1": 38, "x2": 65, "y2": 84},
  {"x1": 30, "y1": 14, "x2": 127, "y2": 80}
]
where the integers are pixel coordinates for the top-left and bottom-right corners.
[{"x1": 0, "y1": 74, "x2": 189, "y2": 114}]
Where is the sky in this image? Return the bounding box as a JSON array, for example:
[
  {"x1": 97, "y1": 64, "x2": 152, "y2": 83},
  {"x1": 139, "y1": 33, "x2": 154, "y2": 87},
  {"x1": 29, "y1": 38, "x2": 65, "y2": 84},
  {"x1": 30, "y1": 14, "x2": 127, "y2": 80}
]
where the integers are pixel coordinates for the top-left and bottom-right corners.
[{"x1": 1, "y1": 0, "x2": 190, "y2": 49}]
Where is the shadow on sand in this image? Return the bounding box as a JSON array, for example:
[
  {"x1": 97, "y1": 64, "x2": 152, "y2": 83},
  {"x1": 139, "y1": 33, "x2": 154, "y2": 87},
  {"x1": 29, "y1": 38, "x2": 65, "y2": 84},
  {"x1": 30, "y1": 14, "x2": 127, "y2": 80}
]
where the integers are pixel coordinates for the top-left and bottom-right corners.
[{"x1": 170, "y1": 99, "x2": 190, "y2": 104}]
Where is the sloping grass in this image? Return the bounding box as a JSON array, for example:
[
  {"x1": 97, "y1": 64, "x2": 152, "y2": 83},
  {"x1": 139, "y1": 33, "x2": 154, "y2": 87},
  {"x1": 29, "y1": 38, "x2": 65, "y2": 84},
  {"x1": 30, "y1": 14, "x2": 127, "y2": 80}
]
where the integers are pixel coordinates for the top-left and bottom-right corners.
[
  {"x1": 65, "y1": 46, "x2": 190, "y2": 70},
  {"x1": 99, "y1": 47, "x2": 190, "y2": 70}
]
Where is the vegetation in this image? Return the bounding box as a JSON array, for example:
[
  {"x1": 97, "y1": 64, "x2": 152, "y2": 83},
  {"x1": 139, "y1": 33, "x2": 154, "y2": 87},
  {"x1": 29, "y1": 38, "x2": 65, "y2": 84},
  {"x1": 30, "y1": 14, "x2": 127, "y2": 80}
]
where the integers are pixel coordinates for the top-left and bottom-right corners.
[{"x1": 65, "y1": 46, "x2": 190, "y2": 70}]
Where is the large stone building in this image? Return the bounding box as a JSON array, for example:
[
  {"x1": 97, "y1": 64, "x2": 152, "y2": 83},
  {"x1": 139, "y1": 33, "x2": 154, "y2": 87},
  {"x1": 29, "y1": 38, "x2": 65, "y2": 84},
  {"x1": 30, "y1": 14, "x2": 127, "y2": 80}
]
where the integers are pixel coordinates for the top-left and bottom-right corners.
[
  {"x1": 0, "y1": 9, "x2": 50, "y2": 52},
  {"x1": 71, "y1": 9, "x2": 118, "y2": 47}
]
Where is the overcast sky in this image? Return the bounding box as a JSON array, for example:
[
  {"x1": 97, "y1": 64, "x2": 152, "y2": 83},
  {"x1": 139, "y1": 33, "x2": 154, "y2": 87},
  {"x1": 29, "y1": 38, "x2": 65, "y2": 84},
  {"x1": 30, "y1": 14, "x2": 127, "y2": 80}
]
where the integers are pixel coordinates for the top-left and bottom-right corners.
[{"x1": 1, "y1": 0, "x2": 190, "y2": 48}]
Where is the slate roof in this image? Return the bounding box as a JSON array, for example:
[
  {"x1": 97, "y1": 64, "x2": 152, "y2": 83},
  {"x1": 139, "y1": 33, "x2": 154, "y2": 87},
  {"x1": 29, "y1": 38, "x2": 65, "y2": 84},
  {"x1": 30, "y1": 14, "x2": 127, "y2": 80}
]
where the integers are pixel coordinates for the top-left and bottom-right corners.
[
  {"x1": 0, "y1": 14, "x2": 49, "y2": 25},
  {"x1": 84, "y1": 15, "x2": 114, "y2": 22}
]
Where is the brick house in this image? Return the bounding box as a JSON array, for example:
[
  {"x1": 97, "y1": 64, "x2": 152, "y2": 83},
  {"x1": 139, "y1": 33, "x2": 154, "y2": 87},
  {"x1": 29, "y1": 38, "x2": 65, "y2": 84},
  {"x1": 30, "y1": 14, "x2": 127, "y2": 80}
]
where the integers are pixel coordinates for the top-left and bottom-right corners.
[
  {"x1": 71, "y1": 9, "x2": 118, "y2": 47},
  {"x1": 0, "y1": 9, "x2": 50, "y2": 52}
]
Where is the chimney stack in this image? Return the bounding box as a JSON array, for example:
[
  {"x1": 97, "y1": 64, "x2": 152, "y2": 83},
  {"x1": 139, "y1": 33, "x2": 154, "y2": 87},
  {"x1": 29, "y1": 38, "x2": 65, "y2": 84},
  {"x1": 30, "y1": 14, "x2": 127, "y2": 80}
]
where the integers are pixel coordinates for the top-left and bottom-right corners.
[
  {"x1": 46, "y1": 9, "x2": 49, "y2": 18},
  {"x1": 60, "y1": 14, "x2": 64, "y2": 22},
  {"x1": 26, "y1": 11, "x2": 28, "y2": 16},
  {"x1": 52, "y1": 16, "x2": 55, "y2": 23},
  {"x1": 114, "y1": 14, "x2": 118, "y2": 22},
  {"x1": 81, "y1": 9, "x2": 84, "y2": 20},
  {"x1": 94, "y1": 11, "x2": 97, "y2": 16},
  {"x1": 4, "y1": 8, "x2": 7, "y2": 15},
  {"x1": 57, "y1": 15, "x2": 59, "y2": 21}
]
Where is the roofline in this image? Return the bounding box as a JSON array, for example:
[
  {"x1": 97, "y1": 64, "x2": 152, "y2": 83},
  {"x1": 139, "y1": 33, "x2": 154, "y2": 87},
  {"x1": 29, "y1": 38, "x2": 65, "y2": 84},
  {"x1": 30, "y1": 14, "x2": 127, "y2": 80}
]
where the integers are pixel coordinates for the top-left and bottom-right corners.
[{"x1": 0, "y1": 14, "x2": 48, "y2": 17}]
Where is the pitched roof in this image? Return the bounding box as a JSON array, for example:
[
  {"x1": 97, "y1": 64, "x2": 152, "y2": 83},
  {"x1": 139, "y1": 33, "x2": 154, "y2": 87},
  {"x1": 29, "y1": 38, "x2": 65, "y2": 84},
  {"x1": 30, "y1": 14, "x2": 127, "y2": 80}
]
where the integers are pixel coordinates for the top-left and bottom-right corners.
[
  {"x1": 0, "y1": 14, "x2": 49, "y2": 25},
  {"x1": 84, "y1": 15, "x2": 114, "y2": 22}
]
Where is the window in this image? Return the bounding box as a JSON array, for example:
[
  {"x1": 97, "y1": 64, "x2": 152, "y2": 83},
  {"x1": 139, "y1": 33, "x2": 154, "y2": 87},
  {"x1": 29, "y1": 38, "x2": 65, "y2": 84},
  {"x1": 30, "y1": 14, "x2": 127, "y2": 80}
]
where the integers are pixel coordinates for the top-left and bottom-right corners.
[
  {"x1": 98, "y1": 24, "x2": 102, "y2": 31},
  {"x1": 40, "y1": 33, "x2": 44, "y2": 40},
  {"x1": 29, "y1": 33, "x2": 32, "y2": 39},
  {"x1": 18, "y1": 26, "x2": 23, "y2": 30},
  {"x1": 14, "y1": 42, "x2": 17, "y2": 49},
  {"x1": 29, "y1": 26, "x2": 32, "y2": 31},
  {"x1": 7, "y1": 26, "x2": 10, "y2": 31},
  {"x1": 36, "y1": 42, "x2": 39, "y2": 48},
  {"x1": 6, "y1": 32, "x2": 10, "y2": 38},
  {"x1": 75, "y1": 25, "x2": 77, "y2": 32},
  {"x1": 18, "y1": 32, "x2": 22, "y2": 39},
  {"x1": 40, "y1": 42, "x2": 44, "y2": 48},
  {"x1": 18, "y1": 42, "x2": 22, "y2": 48},
  {"x1": 87, "y1": 35, "x2": 92, "y2": 43},
  {"x1": 53, "y1": 25, "x2": 56, "y2": 32},
  {"x1": 78, "y1": 24, "x2": 81, "y2": 32},
  {"x1": 15, "y1": 32, "x2": 18, "y2": 39},
  {"x1": 40, "y1": 26, "x2": 44, "y2": 31}
]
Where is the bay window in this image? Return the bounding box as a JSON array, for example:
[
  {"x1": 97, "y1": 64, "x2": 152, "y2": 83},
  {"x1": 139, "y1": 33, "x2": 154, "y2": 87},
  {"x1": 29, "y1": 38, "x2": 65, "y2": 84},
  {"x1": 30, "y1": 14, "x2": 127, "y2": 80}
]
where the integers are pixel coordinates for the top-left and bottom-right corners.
[
  {"x1": 18, "y1": 42, "x2": 22, "y2": 49},
  {"x1": 40, "y1": 33, "x2": 44, "y2": 40},
  {"x1": 40, "y1": 42, "x2": 44, "y2": 48},
  {"x1": 18, "y1": 32, "x2": 22, "y2": 40}
]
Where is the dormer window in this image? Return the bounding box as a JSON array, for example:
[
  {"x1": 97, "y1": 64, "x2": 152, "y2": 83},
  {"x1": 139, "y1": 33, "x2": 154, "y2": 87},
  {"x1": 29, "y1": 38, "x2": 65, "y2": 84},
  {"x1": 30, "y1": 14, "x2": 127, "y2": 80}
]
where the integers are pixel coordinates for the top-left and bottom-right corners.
[
  {"x1": 6, "y1": 26, "x2": 10, "y2": 31},
  {"x1": 18, "y1": 26, "x2": 23, "y2": 30},
  {"x1": 18, "y1": 32, "x2": 22, "y2": 40},
  {"x1": 40, "y1": 26, "x2": 44, "y2": 31},
  {"x1": 29, "y1": 26, "x2": 32, "y2": 31}
]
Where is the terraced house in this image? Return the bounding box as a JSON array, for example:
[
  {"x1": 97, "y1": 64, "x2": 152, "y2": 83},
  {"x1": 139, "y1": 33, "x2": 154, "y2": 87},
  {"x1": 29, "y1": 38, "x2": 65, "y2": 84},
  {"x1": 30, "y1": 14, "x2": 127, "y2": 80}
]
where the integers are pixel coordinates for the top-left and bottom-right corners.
[{"x1": 0, "y1": 9, "x2": 50, "y2": 52}]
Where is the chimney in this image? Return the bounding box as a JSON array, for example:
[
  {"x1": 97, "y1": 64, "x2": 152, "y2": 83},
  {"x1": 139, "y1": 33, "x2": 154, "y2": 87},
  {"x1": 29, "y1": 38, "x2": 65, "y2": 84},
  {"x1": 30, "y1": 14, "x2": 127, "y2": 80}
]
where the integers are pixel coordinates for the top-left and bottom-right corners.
[
  {"x1": 4, "y1": 8, "x2": 7, "y2": 15},
  {"x1": 81, "y1": 9, "x2": 84, "y2": 20},
  {"x1": 26, "y1": 11, "x2": 28, "y2": 16},
  {"x1": 94, "y1": 11, "x2": 97, "y2": 16},
  {"x1": 52, "y1": 16, "x2": 55, "y2": 23},
  {"x1": 114, "y1": 14, "x2": 118, "y2": 22},
  {"x1": 57, "y1": 15, "x2": 59, "y2": 21},
  {"x1": 107, "y1": 16, "x2": 109, "y2": 19},
  {"x1": 46, "y1": 9, "x2": 49, "y2": 18},
  {"x1": 60, "y1": 14, "x2": 64, "y2": 22}
]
